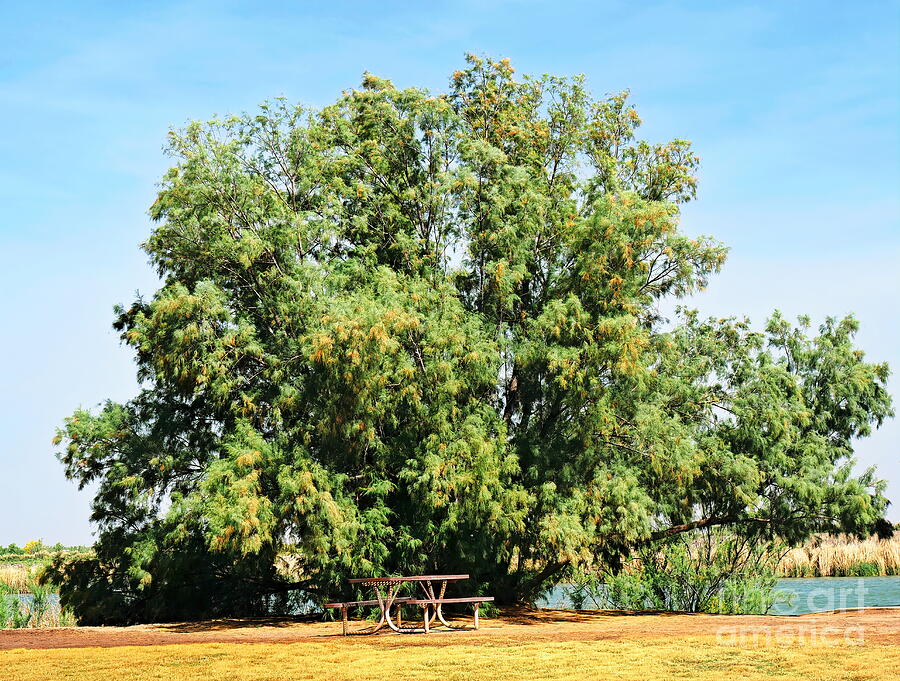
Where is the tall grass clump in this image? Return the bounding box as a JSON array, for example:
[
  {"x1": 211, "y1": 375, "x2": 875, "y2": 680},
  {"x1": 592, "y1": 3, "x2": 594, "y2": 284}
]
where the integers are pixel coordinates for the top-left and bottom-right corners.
[
  {"x1": 778, "y1": 535, "x2": 900, "y2": 577},
  {"x1": 0, "y1": 564, "x2": 35, "y2": 592}
]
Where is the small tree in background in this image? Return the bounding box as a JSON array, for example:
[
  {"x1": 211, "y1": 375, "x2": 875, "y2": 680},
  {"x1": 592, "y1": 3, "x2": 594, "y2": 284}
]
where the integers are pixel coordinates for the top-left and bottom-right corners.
[
  {"x1": 47, "y1": 55, "x2": 892, "y2": 624},
  {"x1": 22, "y1": 540, "x2": 44, "y2": 555}
]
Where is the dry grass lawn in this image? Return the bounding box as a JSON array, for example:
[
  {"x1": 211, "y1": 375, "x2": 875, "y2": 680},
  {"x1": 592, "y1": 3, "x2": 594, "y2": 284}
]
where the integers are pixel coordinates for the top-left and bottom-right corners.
[
  {"x1": 2, "y1": 608, "x2": 899, "y2": 681},
  {"x1": 3, "y1": 637, "x2": 898, "y2": 681}
]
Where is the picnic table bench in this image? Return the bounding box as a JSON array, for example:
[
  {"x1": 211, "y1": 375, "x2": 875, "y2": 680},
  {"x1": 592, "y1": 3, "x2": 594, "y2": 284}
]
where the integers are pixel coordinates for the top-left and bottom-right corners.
[{"x1": 324, "y1": 574, "x2": 493, "y2": 635}]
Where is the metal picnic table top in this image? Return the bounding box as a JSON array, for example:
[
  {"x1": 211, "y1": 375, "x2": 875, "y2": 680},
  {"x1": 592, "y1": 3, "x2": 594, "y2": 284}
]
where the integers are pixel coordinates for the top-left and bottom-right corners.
[{"x1": 348, "y1": 574, "x2": 469, "y2": 584}]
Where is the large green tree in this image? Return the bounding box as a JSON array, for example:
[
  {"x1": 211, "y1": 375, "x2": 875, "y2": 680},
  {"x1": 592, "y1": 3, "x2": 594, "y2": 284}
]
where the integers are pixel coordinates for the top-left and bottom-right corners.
[{"x1": 48, "y1": 56, "x2": 893, "y2": 623}]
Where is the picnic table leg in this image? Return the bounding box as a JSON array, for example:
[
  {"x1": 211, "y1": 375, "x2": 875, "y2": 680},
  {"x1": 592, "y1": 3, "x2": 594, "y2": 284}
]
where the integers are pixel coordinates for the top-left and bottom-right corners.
[
  {"x1": 431, "y1": 580, "x2": 471, "y2": 630},
  {"x1": 335, "y1": 601, "x2": 382, "y2": 636},
  {"x1": 435, "y1": 580, "x2": 451, "y2": 628},
  {"x1": 341, "y1": 584, "x2": 389, "y2": 636},
  {"x1": 384, "y1": 584, "x2": 426, "y2": 633},
  {"x1": 420, "y1": 579, "x2": 480, "y2": 630},
  {"x1": 419, "y1": 579, "x2": 446, "y2": 629},
  {"x1": 377, "y1": 584, "x2": 397, "y2": 633},
  {"x1": 418, "y1": 581, "x2": 433, "y2": 629}
]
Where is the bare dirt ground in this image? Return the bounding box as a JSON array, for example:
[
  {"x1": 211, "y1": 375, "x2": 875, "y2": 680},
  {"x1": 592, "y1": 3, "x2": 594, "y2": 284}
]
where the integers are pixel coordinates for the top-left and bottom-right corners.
[{"x1": 2, "y1": 607, "x2": 898, "y2": 651}]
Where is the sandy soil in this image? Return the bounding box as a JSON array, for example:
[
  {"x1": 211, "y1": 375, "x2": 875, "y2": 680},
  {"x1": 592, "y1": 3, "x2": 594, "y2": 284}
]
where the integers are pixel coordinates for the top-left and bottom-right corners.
[{"x1": 2, "y1": 607, "x2": 898, "y2": 651}]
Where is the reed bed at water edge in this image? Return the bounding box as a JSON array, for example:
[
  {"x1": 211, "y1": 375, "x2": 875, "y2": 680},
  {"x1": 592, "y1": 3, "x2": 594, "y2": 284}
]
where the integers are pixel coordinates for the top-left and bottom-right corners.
[
  {"x1": 0, "y1": 564, "x2": 75, "y2": 628},
  {"x1": 0, "y1": 564, "x2": 42, "y2": 592},
  {"x1": 779, "y1": 535, "x2": 900, "y2": 577}
]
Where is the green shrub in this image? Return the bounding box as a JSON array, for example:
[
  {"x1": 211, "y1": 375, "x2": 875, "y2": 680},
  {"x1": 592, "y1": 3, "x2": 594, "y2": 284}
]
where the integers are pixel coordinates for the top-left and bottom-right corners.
[
  {"x1": 0, "y1": 593, "x2": 12, "y2": 627},
  {"x1": 28, "y1": 582, "x2": 51, "y2": 626},
  {"x1": 574, "y1": 529, "x2": 790, "y2": 615},
  {"x1": 845, "y1": 561, "x2": 880, "y2": 577},
  {"x1": 10, "y1": 601, "x2": 30, "y2": 628}
]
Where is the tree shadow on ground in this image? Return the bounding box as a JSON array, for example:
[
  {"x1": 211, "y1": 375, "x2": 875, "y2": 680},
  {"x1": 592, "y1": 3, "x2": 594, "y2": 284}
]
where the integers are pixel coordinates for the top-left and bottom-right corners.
[
  {"x1": 158, "y1": 615, "x2": 320, "y2": 633},
  {"x1": 155, "y1": 607, "x2": 704, "y2": 634},
  {"x1": 499, "y1": 607, "x2": 701, "y2": 625}
]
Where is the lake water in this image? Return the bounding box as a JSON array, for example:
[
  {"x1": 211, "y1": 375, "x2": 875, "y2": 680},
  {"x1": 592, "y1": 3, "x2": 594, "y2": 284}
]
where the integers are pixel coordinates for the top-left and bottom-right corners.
[
  {"x1": 770, "y1": 577, "x2": 900, "y2": 615},
  {"x1": 537, "y1": 576, "x2": 900, "y2": 615},
  {"x1": 11, "y1": 577, "x2": 900, "y2": 618}
]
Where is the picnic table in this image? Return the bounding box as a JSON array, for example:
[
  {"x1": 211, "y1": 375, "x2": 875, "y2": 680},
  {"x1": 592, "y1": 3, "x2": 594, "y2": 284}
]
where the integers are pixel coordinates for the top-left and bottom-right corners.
[{"x1": 325, "y1": 574, "x2": 493, "y2": 635}]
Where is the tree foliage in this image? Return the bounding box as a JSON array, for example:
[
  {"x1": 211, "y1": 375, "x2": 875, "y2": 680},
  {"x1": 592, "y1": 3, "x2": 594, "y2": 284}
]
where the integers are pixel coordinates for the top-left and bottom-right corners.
[{"x1": 47, "y1": 56, "x2": 893, "y2": 623}]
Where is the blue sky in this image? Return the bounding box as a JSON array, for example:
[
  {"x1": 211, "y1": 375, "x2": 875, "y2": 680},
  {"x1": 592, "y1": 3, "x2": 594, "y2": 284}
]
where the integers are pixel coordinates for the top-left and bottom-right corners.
[{"x1": 1, "y1": 1, "x2": 897, "y2": 545}]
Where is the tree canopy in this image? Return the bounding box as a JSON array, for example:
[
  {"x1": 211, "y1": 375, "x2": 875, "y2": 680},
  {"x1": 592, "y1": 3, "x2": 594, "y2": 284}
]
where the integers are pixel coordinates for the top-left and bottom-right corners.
[{"x1": 48, "y1": 56, "x2": 893, "y2": 624}]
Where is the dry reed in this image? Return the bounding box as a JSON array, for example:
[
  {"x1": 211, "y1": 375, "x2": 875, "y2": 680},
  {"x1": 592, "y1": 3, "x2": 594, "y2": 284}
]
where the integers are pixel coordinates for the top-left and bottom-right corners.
[
  {"x1": 0, "y1": 565, "x2": 37, "y2": 593},
  {"x1": 779, "y1": 534, "x2": 900, "y2": 577}
]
